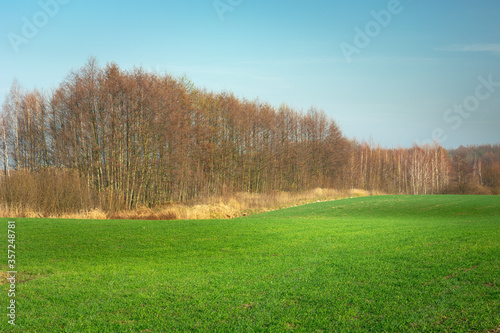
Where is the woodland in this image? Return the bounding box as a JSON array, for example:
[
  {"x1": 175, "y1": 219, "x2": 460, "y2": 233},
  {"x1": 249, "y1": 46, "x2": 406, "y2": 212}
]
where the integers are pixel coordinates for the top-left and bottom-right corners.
[{"x1": 1, "y1": 59, "x2": 499, "y2": 216}]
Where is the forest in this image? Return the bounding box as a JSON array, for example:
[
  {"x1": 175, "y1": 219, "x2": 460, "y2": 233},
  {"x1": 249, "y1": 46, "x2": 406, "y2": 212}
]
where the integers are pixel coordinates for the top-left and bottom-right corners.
[{"x1": 1, "y1": 59, "x2": 499, "y2": 216}]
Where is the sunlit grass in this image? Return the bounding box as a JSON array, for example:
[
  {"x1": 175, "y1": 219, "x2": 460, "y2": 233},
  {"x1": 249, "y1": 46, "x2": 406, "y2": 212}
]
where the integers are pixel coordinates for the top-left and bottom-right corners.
[
  {"x1": 1, "y1": 195, "x2": 499, "y2": 332},
  {"x1": 0, "y1": 188, "x2": 375, "y2": 220}
]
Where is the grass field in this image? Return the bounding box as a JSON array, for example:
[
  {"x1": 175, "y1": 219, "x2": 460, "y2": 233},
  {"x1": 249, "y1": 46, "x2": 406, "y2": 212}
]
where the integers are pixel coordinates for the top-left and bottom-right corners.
[{"x1": 1, "y1": 195, "x2": 499, "y2": 332}]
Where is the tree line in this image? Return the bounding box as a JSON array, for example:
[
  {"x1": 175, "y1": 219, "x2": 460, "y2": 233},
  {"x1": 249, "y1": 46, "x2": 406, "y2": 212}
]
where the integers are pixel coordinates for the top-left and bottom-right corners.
[
  {"x1": 0, "y1": 59, "x2": 498, "y2": 215},
  {"x1": 447, "y1": 144, "x2": 500, "y2": 194}
]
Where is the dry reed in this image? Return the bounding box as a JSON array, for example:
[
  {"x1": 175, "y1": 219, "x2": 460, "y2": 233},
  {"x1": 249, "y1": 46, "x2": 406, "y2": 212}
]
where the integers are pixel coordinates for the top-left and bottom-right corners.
[{"x1": 0, "y1": 188, "x2": 377, "y2": 220}]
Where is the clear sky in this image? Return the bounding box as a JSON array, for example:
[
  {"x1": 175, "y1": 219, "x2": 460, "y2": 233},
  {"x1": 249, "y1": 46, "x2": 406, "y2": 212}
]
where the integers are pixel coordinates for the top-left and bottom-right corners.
[{"x1": 1, "y1": 0, "x2": 499, "y2": 148}]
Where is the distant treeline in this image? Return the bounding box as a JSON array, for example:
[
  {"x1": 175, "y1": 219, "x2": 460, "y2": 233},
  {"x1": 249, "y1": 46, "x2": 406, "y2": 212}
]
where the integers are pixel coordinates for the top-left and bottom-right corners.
[
  {"x1": 1, "y1": 59, "x2": 499, "y2": 215},
  {"x1": 447, "y1": 144, "x2": 500, "y2": 194}
]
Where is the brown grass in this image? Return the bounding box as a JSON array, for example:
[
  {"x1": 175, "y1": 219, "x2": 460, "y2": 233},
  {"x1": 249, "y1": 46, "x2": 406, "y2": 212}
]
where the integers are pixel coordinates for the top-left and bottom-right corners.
[
  {"x1": 483, "y1": 325, "x2": 500, "y2": 333},
  {"x1": 106, "y1": 188, "x2": 376, "y2": 220},
  {"x1": 0, "y1": 188, "x2": 378, "y2": 220},
  {"x1": 0, "y1": 270, "x2": 10, "y2": 285}
]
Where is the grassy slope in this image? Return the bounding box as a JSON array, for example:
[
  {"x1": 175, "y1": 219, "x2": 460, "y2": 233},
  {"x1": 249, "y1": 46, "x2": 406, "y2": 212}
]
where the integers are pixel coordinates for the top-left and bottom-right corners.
[{"x1": 1, "y1": 195, "x2": 499, "y2": 332}]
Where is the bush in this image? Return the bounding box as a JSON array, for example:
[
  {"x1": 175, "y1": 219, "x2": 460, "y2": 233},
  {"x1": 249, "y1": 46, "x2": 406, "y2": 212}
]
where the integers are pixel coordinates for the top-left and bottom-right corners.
[
  {"x1": 442, "y1": 182, "x2": 493, "y2": 195},
  {"x1": 0, "y1": 168, "x2": 94, "y2": 216}
]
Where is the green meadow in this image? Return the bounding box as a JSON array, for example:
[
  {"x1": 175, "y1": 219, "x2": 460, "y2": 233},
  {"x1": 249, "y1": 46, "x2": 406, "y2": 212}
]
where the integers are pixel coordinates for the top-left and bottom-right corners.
[{"x1": 1, "y1": 195, "x2": 499, "y2": 332}]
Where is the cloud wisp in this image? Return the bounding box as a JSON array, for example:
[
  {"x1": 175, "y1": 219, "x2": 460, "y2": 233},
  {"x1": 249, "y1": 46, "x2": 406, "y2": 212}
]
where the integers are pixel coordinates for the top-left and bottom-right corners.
[{"x1": 439, "y1": 44, "x2": 500, "y2": 56}]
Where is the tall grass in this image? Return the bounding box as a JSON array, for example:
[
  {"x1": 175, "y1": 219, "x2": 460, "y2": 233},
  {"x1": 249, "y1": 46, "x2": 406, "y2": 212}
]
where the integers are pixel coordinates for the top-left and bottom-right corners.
[
  {"x1": 0, "y1": 184, "x2": 376, "y2": 220},
  {"x1": 92, "y1": 188, "x2": 381, "y2": 220},
  {"x1": 0, "y1": 169, "x2": 94, "y2": 217}
]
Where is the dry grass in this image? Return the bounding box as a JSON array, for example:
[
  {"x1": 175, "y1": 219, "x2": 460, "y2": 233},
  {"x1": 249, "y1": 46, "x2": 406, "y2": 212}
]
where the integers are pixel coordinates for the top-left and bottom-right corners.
[
  {"x1": 0, "y1": 270, "x2": 9, "y2": 285},
  {"x1": 483, "y1": 325, "x2": 500, "y2": 333},
  {"x1": 0, "y1": 204, "x2": 108, "y2": 220},
  {"x1": 115, "y1": 188, "x2": 376, "y2": 221},
  {"x1": 0, "y1": 188, "x2": 378, "y2": 220},
  {"x1": 58, "y1": 209, "x2": 108, "y2": 220}
]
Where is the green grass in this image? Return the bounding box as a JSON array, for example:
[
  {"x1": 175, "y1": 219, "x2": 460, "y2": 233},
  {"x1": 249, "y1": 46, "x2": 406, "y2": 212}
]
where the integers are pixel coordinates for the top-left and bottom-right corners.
[{"x1": 1, "y1": 195, "x2": 499, "y2": 332}]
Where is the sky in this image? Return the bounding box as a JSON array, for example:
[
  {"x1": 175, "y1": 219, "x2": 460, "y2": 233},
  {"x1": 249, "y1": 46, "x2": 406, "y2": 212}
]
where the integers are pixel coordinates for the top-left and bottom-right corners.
[{"x1": 1, "y1": 0, "x2": 499, "y2": 148}]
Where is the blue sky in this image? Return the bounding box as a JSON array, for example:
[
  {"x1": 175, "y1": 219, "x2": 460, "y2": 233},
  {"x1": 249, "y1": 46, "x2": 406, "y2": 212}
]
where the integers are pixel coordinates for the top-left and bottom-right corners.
[{"x1": 1, "y1": 0, "x2": 499, "y2": 148}]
